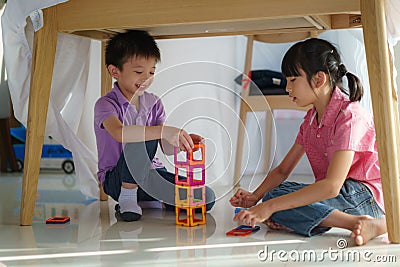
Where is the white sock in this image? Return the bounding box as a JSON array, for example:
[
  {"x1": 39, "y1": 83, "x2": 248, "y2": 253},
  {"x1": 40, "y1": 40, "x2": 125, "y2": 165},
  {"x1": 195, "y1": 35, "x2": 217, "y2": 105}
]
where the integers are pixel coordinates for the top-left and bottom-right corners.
[{"x1": 118, "y1": 187, "x2": 142, "y2": 215}]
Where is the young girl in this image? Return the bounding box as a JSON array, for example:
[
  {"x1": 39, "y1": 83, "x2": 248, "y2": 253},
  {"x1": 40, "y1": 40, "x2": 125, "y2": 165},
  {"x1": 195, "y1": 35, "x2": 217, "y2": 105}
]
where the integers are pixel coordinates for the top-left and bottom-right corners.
[{"x1": 230, "y1": 38, "x2": 386, "y2": 246}]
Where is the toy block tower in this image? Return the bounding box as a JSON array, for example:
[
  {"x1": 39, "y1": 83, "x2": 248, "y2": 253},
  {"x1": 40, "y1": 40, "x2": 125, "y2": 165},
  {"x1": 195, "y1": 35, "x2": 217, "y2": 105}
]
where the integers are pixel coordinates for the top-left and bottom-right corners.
[{"x1": 175, "y1": 143, "x2": 206, "y2": 227}]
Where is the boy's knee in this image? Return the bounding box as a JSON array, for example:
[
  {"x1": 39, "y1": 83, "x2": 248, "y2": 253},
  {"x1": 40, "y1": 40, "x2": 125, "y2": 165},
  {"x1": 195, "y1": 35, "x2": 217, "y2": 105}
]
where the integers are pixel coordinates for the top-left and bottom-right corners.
[
  {"x1": 205, "y1": 186, "x2": 215, "y2": 211},
  {"x1": 122, "y1": 182, "x2": 138, "y2": 189}
]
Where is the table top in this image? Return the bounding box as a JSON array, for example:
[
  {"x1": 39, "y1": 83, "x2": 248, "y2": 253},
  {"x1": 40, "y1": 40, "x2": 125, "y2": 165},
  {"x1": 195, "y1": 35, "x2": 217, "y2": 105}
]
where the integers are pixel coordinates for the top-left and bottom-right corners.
[{"x1": 55, "y1": 0, "x2": 361, "y2": 41}]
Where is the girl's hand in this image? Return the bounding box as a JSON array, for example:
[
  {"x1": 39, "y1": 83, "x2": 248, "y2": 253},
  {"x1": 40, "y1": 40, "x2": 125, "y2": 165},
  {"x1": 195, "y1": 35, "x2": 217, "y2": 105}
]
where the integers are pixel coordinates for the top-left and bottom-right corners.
[
  {"x1": 229, "y1": 188, "x2": 259, "y2": 208},
  {"x1": 233, "y1": 202, "x2": 272, "y2": 228}
]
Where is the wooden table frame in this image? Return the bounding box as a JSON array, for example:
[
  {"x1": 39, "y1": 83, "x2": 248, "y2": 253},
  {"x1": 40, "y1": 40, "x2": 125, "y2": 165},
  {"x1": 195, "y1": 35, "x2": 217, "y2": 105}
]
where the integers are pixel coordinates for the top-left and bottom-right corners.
[{"x1": 21, "y1": 0, "x2": 400, "y2": 243}]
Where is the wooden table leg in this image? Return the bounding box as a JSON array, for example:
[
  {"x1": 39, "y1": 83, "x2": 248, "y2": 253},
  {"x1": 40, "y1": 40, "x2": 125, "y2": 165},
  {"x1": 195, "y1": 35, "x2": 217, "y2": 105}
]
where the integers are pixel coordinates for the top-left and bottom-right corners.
[
  {"x1": 99, "y1": 40, "x2": 113, "y2": 201},
  {"x1": 20, "y1": 7, "x2": 58, "y2": 226},
  {"x1": 361, "y1": 0, "x2": 400, "y2": 243},
  {"x1": 234, "y1": 100, "x2": 249, "y2": 186},
  {"x1": 101, "y1": 41, "x2": 113, "y2": 96},
  {"x1": 233, "y1": 36, "x2": 254, "y2": 186},
  {"x1": 263, "y1": 110, "x2": 273, "y2": 174}
]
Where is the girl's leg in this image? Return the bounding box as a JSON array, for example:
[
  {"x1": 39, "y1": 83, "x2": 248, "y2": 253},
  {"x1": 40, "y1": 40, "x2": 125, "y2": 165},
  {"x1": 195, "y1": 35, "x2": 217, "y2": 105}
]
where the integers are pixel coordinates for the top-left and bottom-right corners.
[
  {"x1": 262, "y1": 181, "x2": 335, "y2": 236},
  {"x1": 262, "y1": 180, "x2": 385, "y2": 242},
  {"x1": 319, "y1": 210, "x2": 387, "y2": 245}
]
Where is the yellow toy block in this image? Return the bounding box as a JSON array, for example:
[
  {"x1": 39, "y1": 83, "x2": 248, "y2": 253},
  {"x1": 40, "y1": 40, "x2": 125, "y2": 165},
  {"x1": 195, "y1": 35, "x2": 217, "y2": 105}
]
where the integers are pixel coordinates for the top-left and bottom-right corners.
[{"x1": 175, "y1": 184, "x2": 205, "y2": 207}]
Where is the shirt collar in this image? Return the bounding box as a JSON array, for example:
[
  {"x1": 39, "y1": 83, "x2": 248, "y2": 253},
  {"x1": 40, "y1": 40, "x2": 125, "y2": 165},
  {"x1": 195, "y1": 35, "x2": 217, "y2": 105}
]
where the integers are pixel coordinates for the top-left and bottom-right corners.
[
  {"x1": 112, "y1": 82, "x2": 130, "y2": 107},
  {"x1": 112, "y1": 82, "x2": 149, "y2": 113},
  {"x1": 319, "y1": 87, "x2": 348, "y2": 126}
]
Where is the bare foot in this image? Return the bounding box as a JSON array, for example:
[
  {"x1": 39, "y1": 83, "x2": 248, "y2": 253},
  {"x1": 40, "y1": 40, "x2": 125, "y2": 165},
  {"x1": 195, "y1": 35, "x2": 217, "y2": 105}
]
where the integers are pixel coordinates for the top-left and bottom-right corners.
[
  {"x1": 265, "y1": 219, "x2": 292, "y2": 231},
  {"x1": 350, "y1": 217, "x2": 387, "y2": 246}
]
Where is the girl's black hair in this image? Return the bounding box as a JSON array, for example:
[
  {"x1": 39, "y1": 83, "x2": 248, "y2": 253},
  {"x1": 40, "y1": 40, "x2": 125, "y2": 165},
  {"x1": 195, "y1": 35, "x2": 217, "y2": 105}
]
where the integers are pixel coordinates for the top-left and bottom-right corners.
[
  {"x1": 281, "y1": 38, "x2": 363, "y2": 102},
  {"x1": 105, "y1": 30, "x2": 160, "y2": 70}
]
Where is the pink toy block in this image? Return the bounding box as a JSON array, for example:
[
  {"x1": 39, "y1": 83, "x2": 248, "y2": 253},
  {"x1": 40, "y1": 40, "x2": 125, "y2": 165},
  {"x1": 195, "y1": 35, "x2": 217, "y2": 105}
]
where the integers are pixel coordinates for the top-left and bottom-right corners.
[
  {"x1": 189, "y1": 165, "x2": 205, "y2": 185},
  {"x1": 174, "y1": 143, "x2": 205, "y2": 165},
  {"x1": 175, "y1": 164, "x2": 190, "y2": 184},
  {"x1": 174, "y1": 147, "x2": 188, "y2": 164},
  {"x1": 175, "y1": 164, "x2": 205, "y2": 186}
]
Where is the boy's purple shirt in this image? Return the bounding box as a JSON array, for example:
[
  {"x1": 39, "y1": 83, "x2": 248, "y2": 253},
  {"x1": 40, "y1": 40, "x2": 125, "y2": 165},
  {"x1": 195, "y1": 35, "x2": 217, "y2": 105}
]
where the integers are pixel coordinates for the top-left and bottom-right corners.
[{"x1": 94, "y1": 83, "x2": 166, "y2": 184}]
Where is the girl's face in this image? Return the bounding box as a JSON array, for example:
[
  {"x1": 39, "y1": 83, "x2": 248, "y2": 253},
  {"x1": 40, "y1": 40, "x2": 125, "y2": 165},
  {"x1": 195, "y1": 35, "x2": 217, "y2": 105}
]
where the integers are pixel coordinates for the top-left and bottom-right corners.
[
  {"x1": 112, "y1": 56, "x2": 156, "y2": 101},
  {"x1": 285, "y1": 69, "x2": 317, "y2": 107}
]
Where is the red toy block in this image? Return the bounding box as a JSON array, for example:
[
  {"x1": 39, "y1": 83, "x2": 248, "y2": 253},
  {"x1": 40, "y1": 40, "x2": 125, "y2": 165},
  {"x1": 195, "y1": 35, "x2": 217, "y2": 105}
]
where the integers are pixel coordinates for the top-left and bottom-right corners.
[{"x1": 175, "y1": 205, "x2": 206, "y2": 227}]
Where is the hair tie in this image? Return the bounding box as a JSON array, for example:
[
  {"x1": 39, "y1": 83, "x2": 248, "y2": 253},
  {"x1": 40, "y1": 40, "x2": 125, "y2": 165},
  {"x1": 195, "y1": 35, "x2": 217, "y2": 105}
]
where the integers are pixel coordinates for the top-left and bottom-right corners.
[{"x1": 338, "y1": 63, "x2": 348, "y2": 77}]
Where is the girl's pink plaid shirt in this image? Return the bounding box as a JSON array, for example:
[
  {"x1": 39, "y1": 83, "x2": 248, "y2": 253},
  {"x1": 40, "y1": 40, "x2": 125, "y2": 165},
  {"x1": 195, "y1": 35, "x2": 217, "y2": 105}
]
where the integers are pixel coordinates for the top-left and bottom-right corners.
[{"x1": 295, "y1": 87, "x2": 384, "y2": 213}]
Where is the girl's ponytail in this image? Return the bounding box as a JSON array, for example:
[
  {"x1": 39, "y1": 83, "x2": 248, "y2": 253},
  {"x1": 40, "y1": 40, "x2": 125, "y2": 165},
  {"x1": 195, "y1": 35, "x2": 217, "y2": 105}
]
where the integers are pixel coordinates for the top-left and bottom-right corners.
[{"x1": 338, "y1": 64, "x2": 363, "y2": 102}]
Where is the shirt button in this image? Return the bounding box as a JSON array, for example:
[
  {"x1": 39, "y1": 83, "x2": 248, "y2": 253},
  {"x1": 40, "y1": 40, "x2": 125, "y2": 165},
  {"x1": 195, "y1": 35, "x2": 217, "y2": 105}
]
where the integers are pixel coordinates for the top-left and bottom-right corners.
[
  {"x1": 317, "y1": 134, "x2": 321, "y2": 138},
  {"x1": 324, "y1": 152, "x2": 327, "y2": 157}
]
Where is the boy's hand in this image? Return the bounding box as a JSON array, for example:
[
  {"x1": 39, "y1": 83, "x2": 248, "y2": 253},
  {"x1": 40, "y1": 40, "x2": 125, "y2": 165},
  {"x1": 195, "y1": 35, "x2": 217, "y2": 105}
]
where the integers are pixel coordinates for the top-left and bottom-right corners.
[
  {"x1": 189, "y1": 133, "x2": 204, "y2": 144},
  {"x1": 162, "y1": 126, "x2": 194, "y2": 152},
  {"x1": 229, "y1": 188, "x2": 259, "y2": 208},
  {"x1": 181, "y1": 133, "x2": 204, "y2": 152}
]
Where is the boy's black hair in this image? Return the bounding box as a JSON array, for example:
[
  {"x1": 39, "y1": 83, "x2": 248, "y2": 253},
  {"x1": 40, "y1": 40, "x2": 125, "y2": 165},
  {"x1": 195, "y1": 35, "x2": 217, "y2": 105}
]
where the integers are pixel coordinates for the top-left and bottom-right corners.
[
  {"x1": 281, "y1": 38, "x2": 363, "y2": 102},
  {"x1": 105, "y1": 30, "x2": 160, "y2": 70}
]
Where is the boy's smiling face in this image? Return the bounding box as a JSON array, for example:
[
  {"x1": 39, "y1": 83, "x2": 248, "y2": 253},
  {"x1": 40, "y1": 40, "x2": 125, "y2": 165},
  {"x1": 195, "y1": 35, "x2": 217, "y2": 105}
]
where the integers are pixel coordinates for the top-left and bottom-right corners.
[{"x1": 109, "y1": 56, "x2": 157, "y2": 101}]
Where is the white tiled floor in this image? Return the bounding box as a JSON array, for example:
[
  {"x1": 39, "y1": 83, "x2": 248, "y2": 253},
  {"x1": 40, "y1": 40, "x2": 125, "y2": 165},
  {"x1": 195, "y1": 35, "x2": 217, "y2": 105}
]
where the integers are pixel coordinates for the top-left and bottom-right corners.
[{"x1": 0, "y1": 171, "x2": 399, "y2": 266}]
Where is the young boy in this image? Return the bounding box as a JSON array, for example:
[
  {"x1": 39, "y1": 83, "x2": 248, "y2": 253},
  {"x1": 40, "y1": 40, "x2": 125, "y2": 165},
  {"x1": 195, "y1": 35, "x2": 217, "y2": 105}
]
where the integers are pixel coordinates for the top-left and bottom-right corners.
[{"x1": 94, "y1": 30, "x2": 215, "y2": 222}]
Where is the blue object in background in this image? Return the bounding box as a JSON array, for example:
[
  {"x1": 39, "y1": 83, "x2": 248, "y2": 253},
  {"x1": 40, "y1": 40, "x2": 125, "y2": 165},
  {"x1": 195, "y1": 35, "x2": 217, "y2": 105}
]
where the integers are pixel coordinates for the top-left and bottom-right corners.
[{"x1": 10, "y1": 127, "x2": 75, "y2": 174}]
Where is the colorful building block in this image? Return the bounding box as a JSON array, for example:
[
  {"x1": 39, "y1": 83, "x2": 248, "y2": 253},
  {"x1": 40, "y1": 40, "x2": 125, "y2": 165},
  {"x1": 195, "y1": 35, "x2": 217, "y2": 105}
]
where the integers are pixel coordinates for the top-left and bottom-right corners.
[
  {"x1": 175, "y1": 184, "x2": 206, "y2": 207},
  {"x1": 174, "y1": 164, "x2": 205, "y2": 186},
  {"x1": 174, "y1": 147, "x2": 188, "y2": 164},
  {"x1": 175, "y1": 205, "x2": 206, "y2": 227},
  {"x1": 175, "y1": 143, "x2": 206, "y2": 227},
  {"x1": 189, "y1": 143, "x2": 205, "y2": 164},
  {"x1": 174, "y1": 143, "x2": 205, "y2": 165}
]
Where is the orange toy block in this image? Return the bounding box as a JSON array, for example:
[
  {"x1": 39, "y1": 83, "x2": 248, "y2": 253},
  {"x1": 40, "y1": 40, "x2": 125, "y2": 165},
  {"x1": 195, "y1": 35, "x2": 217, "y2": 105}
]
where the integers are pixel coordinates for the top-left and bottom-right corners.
[{"x1": 189, "y1": 143, "x2": 205, "y2": 165}]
